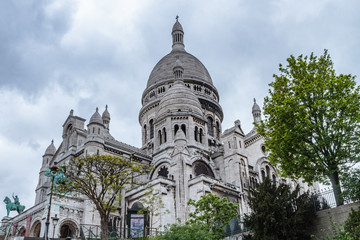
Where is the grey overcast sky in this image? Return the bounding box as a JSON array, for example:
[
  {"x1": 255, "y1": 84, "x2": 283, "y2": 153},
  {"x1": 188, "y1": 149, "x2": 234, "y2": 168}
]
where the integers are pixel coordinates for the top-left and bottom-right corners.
[{"x1": 1, "y1": 0, "x2": 360, "y2": 218}]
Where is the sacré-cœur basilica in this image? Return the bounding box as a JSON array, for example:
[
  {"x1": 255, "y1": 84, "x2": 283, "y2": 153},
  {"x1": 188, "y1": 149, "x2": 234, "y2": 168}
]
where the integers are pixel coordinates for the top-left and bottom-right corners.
[{"x1": 1, "y1": 18, "x2": 318, "y2": 239}]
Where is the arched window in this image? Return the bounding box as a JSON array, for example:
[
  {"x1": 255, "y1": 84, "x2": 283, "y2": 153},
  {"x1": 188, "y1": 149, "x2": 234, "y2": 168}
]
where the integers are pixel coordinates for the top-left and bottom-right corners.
[
  {"x1": 216, "y1": 121, "x2": 220, "y2": 139},
  {"x1": 207, "y1": 116, "x2": 214, "y2": 136},
  {"x1": 174, "y1": 124, "x2": 179, "y2": 136},
  {"x1": 181, "y1": 124, "x2": 186, "y2": 136},
  {"x1": 194, "y1": 126, "x2": 198, "y2": 141},
  {"x1": 272, "y1": 174, "x2": 276, "y2": 184},
  {"x1": 158, "y1": 166, "x2": 169, "y2": 178},
  {"x1": 193, "y1": 161, "x2": 214, "y2": 178},
  {"x1": 149, "y1": 119, "x2": 154, "y2": 139},
  {"x1": 158, "y1": 130, "x2": 162, "y2": 145},
  {"x1": 266, "y1": 165, "x2": 270, "y2": 177},
  {"x1": 163, "y1": 128, "x2": 167, "y2": 143},
  {"x1": 199, "y1": 128, "x2": 203, "y2": 143},
  {"x1": 261, "y1": 170, "x2": 266, "y2": 180},
  {"x1": 144, "y1": 125, "x2": 147, "y2": 142}
]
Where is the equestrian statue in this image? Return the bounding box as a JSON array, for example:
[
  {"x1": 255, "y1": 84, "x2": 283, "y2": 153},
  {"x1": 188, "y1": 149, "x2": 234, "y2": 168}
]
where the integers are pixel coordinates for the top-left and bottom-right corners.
[{"x1": 3, "y1": 194, "x2": 25, "y2": 217}]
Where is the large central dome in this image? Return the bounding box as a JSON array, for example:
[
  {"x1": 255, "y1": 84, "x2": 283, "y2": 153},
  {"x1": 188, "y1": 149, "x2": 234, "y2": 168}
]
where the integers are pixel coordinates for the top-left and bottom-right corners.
[
  {"x1": 139, "y1": 18, "x2": 223, "y2": 131},
  {"x1": 146, "y1": 18, "x2": 214, "y2": 88},
  {"x1": 146, "y1": 51, "x2": 213, "y2": 88}
]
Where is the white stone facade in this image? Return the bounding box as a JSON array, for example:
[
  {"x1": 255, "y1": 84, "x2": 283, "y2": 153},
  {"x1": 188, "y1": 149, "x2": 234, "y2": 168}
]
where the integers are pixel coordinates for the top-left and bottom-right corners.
[{"x1": 4, "y1": 19, "x2": 319, "y2": 239}]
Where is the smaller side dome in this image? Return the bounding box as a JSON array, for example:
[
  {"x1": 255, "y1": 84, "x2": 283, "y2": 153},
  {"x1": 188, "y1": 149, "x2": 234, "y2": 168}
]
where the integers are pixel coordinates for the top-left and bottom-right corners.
[
  {"x1": 252, "y1": 98, "x2": 261, "y2": 123},
  {"x1": 252, "y1": 98, "x2": 261, "y2": 113},
  {"x1": 44, "y1": 140, "x2": 56, "y2": 156},
  {"x1": 102, "y1": 105, "x2": 110, "y2": 120},
  {"x1": 157, "y1": 79, "x2": 203, "y2": 118},
  {"x1": 89, "y1": 107, "x2": 103, "y2": 125}
]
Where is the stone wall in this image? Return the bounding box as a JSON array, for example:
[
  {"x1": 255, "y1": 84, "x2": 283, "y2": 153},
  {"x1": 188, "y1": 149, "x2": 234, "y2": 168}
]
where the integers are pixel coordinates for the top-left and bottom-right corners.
[{"x1": 310, "y1": 201, "x2": 360, "y2": 238}]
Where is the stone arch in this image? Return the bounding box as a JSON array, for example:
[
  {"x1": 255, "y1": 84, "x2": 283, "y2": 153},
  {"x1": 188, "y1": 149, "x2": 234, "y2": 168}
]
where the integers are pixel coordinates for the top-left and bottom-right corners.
[
  {"x1": 152, "y1": 164, "x2": 170, "y2": 179},
  {"x1": 149, "y1": 119, "x2": 154, "y2": 139},
  {"x1": 150, "y1": 160, "x2": 171, "y2": 180},
  {"x1": 18, "y1": 226, "x2": 26, "y2": 236},
  {"x1": 29, "y1": 220, "x2": 41, "y2": 237},
  {"x1": 158, "y1": 130, "x2": 162, "y2": 145},
  {"x1": 192, "y1": 160, "x2": 214, "y2": 178},
  {"x1": 131, "y1": 201, "x2": 144, "y2": 210},
  {"x1": 216, "y1": 121, "x2": 221, "y2": 139},
  {"x1": 59, "y1": 219, "x2": 79, "y2": 239},
  {"x1": 174, "y1": 124, "x2": 179, "y2": 136},
  {"x1": 181, "y1": 124, "x2": 186, "y2": 136},
  {"x1": 255, "y1": 157, "x2": 269, "y2": 173},
  {"x1": 143, "y1": 124, "x2": 147, "y2": 143},
  {"x1": 194, "y1": 126, "x2": 198, "y2": 141},
  {"x1": 65, "y1": 123, "x2": 73, "y2": 149},
  {"x1": 207, "y1": 116, "x2": 214, "y2": 136},
  {"x1": 162, "y1": 128, "x2": 167, "y2": 143}
]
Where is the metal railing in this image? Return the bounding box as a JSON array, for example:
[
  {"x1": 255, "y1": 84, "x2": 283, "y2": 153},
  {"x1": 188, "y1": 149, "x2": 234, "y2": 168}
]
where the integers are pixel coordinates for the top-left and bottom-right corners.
[
  {"x1": 79, "y1": 225, "x2": 161, "y2": 240},
  {"x1": 311, "y1": 187, "x2": 354, "y2": 211}
]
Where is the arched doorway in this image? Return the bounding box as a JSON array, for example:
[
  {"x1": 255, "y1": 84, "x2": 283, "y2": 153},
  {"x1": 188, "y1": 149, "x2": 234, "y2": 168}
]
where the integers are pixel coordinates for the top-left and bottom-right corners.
[
  {"x1": 18, "y1": 227, "x2": 26, "y2": 236},
  {"x1": 59, "y1": 221, "x2": 78, "y2": 238},
  {"x1": 29, "y1": 220, "x2": 41, "y2": 237}
]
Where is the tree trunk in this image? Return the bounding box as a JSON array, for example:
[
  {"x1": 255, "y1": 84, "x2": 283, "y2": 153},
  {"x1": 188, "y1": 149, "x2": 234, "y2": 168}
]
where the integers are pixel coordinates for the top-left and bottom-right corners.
[
  {"x1": 100, "y1": 216, "x2": 109, "y2": 240},
  {"x1": 328, "y1": 171, "x2": 344, "y2": 206}
]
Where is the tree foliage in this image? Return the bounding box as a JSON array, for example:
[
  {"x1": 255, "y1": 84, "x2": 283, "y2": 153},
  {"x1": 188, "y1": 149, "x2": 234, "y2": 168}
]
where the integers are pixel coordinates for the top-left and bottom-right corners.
[
  {"x1": 158, "y1": 223, "x2": 216, "y2": 240},
  {"x1": 56, "y1": 154, "x2": 150, "y2": 240},
  {"x1": 138, "y1": 188, "x2": 170, "y2": 230},
  {"x1": 187, "y1": 193, "x2": 239, "y2": 240},
  {"x1": 344, "y1": 207, "x2": 360, "y2": 239},
  {"x1": 340, "y1": 168, "x2": 360, "y2": 202},
  {"x1": 244, "y1": 178, "x2": 315, "y2": 240},
  {"x1": 257, "y1": 49, "x2": 360, "y2": 206}
]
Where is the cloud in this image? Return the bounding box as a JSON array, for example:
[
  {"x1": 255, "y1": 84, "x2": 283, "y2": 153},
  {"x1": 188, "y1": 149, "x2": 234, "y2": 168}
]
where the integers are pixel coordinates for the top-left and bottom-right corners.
[{"x1": 1, "y1": 0, "x2": 360, "y2": 218}]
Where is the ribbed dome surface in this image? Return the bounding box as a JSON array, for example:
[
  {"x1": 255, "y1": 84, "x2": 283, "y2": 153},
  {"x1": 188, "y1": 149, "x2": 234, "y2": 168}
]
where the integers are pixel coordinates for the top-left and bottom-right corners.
[
  {"x1": 90, "y1": 108, "x2": 103, "y2": 124},
  {"x1": 44, "y1": 140, "x2": 56, "y2": 155},
  {"x1": 147, "y1": 51, "x2": 213, "y2": 88},
  {"x1": 157, "y1": 80, "x2": 203, "y2": 117}
]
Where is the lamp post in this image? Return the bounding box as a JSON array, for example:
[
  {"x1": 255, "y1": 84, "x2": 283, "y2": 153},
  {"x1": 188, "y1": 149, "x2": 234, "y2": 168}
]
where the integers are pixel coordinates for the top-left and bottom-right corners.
[
  {"x1": 52, "y1": 214, "x2": 59, "y2": 239},
  {"x1": 44, "y1": 166, "x2": 58, "y2": 240}
]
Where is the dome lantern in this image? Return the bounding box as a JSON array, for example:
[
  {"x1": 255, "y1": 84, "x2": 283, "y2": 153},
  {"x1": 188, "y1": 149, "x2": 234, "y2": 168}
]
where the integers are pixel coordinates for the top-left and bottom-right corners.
[
  {"x1": 252, "y1": 98, "x2": 261, "y2": 123},
  {"x1": 173, "y1": 59, "x2": 184, "y2": 81},
  {"x1": 172, "y1": 16, "x2": 185, "y2": 51}
]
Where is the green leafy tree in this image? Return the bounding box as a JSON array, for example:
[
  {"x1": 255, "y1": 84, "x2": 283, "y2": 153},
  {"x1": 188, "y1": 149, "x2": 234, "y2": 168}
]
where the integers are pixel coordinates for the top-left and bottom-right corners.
[
  {"x1": 158, "y1": 223, "x2": 216, "y2": 240},
  {"x1": 244, "y1": 178, "x2": 315, "y2": 240},
  {"x1": 311, "y1": 217, "x2": 356, "y2": 240},
  {"x1": 258, "y1": 50, "x2": 360, "y2": 206},
  {"x1": 138, "y1": 188, "x2": 170, "y2": 231},
  {"x1": 340, "y1": 168, "x2": 360, "y2": 202},
  {"x1": 344, "y1": 207, "x2": 360, "y2": 239},
  {"x1": 56, "y1": 154, "x2": 150, "y2": 240},
  {"x1": 187, "y1": 193, "x2": 239, "y2": 240}
]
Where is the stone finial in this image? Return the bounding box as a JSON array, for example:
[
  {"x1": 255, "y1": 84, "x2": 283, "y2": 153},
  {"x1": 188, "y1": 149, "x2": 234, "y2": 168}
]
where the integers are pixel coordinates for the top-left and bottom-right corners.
[
  {"x1": 234, "y1": 120, "x2": 241, "y2": 126},
  {"x1": 70, "y1": 109, "x2": 74, "y2": 116}
]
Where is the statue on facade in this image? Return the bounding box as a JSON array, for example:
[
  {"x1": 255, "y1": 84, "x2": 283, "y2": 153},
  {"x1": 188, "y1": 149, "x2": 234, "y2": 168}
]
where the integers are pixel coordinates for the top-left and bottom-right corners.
[{"x1": 3, "y1": 194, "x2": 25, "y2": 217}]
